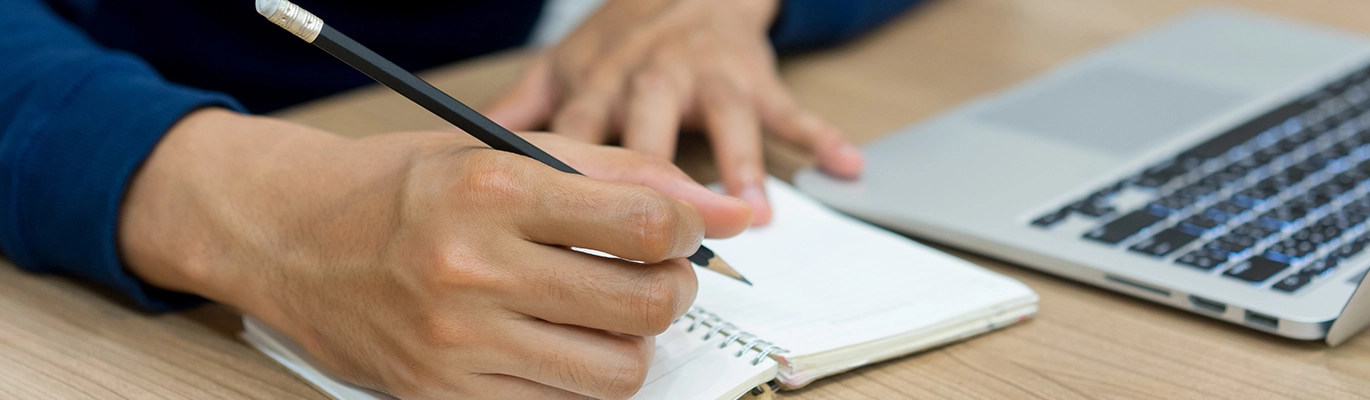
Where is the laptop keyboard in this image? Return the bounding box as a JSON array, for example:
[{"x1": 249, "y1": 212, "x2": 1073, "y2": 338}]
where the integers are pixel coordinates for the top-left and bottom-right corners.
[{"x1": 1032, "y1": 63, "x2": 1370, "y2": 294}]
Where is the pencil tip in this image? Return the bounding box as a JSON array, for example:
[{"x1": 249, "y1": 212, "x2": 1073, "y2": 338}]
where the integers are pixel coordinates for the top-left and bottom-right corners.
[{"x1": 706, "y1": 256, "x2": 752, "y2": 286}]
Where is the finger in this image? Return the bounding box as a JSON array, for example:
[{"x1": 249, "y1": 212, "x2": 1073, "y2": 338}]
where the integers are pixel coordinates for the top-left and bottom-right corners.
[
  {"x1": 700, "y1": 80, "x2": 772, "y2": 226},
  {"x1": 515, "y1": 171, "x2": 706, "y2": 263},
  {"x1": 484, "y1": 57, "x2": 560, "y2": 131},
  {"x1": 503, "y1": 246, "x2": 697, "y2": 336},
  {"x1": 527, "y1": 134, "x2": 751, "y2": 238},
  {"x1": 551, "y1": 86, "x2": 619, "y2": 144},
  {"x1": 757, "y1": 80, "x2": 864, "y2": 179},
  {"x1": 461, "y1": 374, "x2": 582, "y2": 400},
  {"x1": 621, "y1": 71, "x2": 684, "y2": 160},
  {"x1": 493, "y1": 320, "x2": 657, "y2": 400}
]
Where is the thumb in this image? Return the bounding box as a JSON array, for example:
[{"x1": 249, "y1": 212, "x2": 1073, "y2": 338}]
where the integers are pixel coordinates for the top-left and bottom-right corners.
[{"x1": 484, "y1": 56, "x2": 560, "y2": 131}]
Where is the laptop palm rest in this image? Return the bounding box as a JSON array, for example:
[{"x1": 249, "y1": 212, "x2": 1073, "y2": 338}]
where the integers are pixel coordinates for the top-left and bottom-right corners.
[{"x1": 975, "y1": 66, "x2": 1246, "y2": 157}]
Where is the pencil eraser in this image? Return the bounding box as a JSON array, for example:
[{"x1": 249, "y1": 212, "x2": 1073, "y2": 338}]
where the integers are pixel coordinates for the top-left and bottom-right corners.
[{"x1": 256, "y1": 0, "x2": 281, "y2": 18}]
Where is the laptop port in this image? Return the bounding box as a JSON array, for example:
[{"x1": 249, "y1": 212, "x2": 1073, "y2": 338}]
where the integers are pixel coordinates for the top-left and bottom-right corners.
[
  {"x1": 1104, "y1": 274, "x2": 1171, "y2": 297},
  {"x1": 1188, "y1": 296, "x2": 1227, "y2": 314},
  {"x1": 1244, "y1": 311, "x2": 1279, "y2": 329}
]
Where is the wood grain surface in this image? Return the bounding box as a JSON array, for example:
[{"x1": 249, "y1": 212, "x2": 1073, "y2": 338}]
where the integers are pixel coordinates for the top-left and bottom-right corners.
[{"x1": 4, "y1": 0, "x2": 1370, "y2": 398}]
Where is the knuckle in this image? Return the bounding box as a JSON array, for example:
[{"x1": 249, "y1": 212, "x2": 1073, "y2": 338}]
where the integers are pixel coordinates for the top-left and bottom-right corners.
[
  {"x1": 584, "y1": 63, "x2": 625, "y2": 88},
  {"x1": 648, "y1": 47, "x2": 679, "y2": 66},
  {"x1": 622, "y1": 189, "x2": 682, "y2": 262},
  {"x1": 631, "y1": 71, "x2": 669, "y2": 92},
  {"x1": 455, "y1": 151, "x2": 534, "y2": 207},
  {"x1": 415, "y1": 242, "x2": 503, "y2": 293},
  {"x1": 600, "y1": 337, "x2": 652, "y2": 399},
  {"x1": 629, "y1": 269, "x2": 681, "y2": 335}
]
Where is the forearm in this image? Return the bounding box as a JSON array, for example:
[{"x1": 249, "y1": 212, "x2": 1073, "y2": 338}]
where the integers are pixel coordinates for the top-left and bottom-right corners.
[
  {"x1": 0, "y1": 0, "x2": 244, "y2": 311},
  {"x1": 769, "y1": 0, "x2": 927, "y2": 53}
]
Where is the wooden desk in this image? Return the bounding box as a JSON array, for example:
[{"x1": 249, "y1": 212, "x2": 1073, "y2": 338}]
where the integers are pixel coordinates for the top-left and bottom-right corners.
[{"x1": 4, "y1": 0, "x2": 1370, "y2": 398}]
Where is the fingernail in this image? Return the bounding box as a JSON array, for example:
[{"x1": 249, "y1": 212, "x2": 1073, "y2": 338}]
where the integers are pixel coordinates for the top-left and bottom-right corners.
[
  {"x1": 837, "y1": 143, "x2": 862, "y2": 160},
  {"x1": 824, "y1": 143, "x2": 865, "y2": 179},
  {"x1": 738, "y1": 186, "x2": 772, "y2": 226}
]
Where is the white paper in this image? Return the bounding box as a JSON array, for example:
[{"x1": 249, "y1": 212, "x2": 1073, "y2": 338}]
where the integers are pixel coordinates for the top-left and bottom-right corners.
[{"x1": 696, "y1": 178, "x2": 1037, "y2": 357}]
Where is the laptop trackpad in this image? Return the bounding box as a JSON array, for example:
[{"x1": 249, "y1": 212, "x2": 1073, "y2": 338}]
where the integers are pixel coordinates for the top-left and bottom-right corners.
[{"x1": 976, "y1": 66, "x2": 1247, "y2": 156}]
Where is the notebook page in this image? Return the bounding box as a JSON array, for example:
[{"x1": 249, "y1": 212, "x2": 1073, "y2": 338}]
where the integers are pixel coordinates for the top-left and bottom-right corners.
[
  {"x1": 244, "y1": 315, "x2": 775, "y2": 400},
  {"x1": 695, "y1": 178, "x2": 1036, "y2": 357}
]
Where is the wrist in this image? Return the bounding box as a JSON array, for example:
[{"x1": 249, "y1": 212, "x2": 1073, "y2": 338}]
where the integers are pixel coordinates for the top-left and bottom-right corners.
[{"x1": 117, "y1": 108, "x2": 342, "y2": 311}]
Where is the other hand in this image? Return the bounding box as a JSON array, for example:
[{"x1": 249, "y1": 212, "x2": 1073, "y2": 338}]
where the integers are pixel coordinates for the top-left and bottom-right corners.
[{"x1": 486, "y1": 0, "x2": 865, "y2": 225}]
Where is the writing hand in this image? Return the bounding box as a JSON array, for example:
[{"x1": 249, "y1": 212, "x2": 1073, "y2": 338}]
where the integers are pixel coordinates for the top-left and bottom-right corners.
[{"x1": 119, "y1": 109, "x2": 751, "y2": 399}]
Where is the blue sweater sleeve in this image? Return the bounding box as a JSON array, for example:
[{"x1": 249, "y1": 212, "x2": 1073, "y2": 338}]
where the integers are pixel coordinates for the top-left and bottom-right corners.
[
  {"x1": 769, "y1": 0, "x2": 926, "y2": 53},
  {"x1": 0, "y1": 0, "x2": 244, "y2": 311}
]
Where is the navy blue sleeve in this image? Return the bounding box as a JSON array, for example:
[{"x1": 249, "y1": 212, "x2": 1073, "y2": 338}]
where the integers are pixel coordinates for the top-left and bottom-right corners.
[
  {"x1": 769, "y1": 0, "x2": 926, "y2": 53},
  {"x1": 0, "y1": 0, "x2": 245, "y2": 311}
]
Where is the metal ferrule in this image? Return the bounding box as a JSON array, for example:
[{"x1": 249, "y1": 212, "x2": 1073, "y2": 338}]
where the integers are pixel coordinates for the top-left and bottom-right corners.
[{"x1": 263, "y1": 0, "x2": 323, "y2": 43}]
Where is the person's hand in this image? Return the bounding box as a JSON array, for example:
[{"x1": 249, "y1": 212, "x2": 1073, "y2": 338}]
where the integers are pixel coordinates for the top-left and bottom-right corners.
[
  {"x1": 118, "y1": 109, "x2": 752, "y2": 399},
  {"x1": 486, "y1": 0, "x2": 864, "y2": 225}
]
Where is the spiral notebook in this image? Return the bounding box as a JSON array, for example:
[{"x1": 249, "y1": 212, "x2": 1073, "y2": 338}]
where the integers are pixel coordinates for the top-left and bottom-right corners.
[{"x1": 242, "y1": 179, "x2": 1039, "y2": 400}]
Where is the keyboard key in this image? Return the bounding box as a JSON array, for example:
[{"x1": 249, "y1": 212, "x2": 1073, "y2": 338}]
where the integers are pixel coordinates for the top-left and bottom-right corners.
[
  {"x1": 1300, "y1": 257, "x2": 1338, "y2": 277},
  {"x1": 1135, "y1": 159, "x2": 1192, "y2": 188},
  {"x1": 1209, "y1": 201, "x2": 1250, "y2": 216},
  {"x1": 1210, "y1": 234, "x2": 1257, "y2": 254},
  {"x1": 1319, "y1": 145, "x2": 1354, "y2": 161},
  {"x1": 1224, "y1": 161, "x2": 1256, "y2": 177},
  {"x1": 1316, "y1": 214, "x2": 1358, "y2": 230},
  {"x1": 1231, "y1": 222, "x2": 1278, "y2": 240},
  {"x1": 1332, "y1": 171, "x2": 1363, "y2": 187},
  {"x1": 1156, "y1": 193, "x2": 1199, "y2": 211},
  {"x1": 1178, "y1": 215, "x2": 1222, "y2": 235},
  {"x1": 1237, "y1": 186, "x2": 1279, "y2": 204},
  {"x1": 1334, "y1": 238, "x2": 1370, "y2": 260},
  {"x1": 1183, "y1": 101, "x2": 1313, "y2": 159},
  {"x1": 1254, "y1": 214, "x2": 1289, "y2": 230},
  {"x1": 1224, "y1": 257, "x2": 1291, "y2": 283},
  {"x1": 1201, "y1": 170, "x2": 1244, "y2": 187},
  {"x1": 1031, "y1": 209, "x2": 1070, "y2": 228},
  {"x1": 1313, "y1": 182, "x2": 1352, "y2": 198},
  {"x1": 1274, "y1": 137, "x2": 1302, "y2": 152},
  {"x1": 1310, "y1": 225, "x2": 1343, "y2": 243},
  {"x1": 1272, "y1": 273, "x2": 1312, "y2": 292},
  {"x1": 1291, "y1": 156, "x2": 1331, "y2": 174},
  {"x1": 1267, "y1": 238, "x2": 1317, "y2": 259},
  {"x1": 1176, "y1": 249, "x2": 1228, "y2": 270},
  {"x1": 1260, "y1": 206, "x2": 1307, "y2": 225},
  {"x1": 1071, "y1": 199, "x2": 1115, "y2": 218},
  {"x1": 1284, "y1": 192, "x2": 1333, "y2": 211},
  {"x1": 1129, "y1": 228, "x2": 1198, "y2": 257},
  {"x1": 1175, "y1": 182, "x2": 1221, "y2": 198},
  {"x1": 1084, "y1": 210, "x2": 1165, "y2": 244},
  {"x1": 1091, "y1": 182, "x2": 1126, "y2": 198},
  {"x1": 1143, "y1": 203, "x2": 1177, "y2": 217},
  {"x1": 1252, "y1": 148, "x2": 1280, "y2": 164}
]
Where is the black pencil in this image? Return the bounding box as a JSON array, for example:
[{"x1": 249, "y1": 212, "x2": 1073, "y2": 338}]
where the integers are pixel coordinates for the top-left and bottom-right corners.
[{"x1": 255, "y1": 0, "x2": 750, "y2": 285}]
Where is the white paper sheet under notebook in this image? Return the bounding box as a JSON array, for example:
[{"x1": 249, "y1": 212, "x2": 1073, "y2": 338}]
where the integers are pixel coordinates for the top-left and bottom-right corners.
[{"x1": 241, "y1": 178, "x2": 1037, "y2": 400}]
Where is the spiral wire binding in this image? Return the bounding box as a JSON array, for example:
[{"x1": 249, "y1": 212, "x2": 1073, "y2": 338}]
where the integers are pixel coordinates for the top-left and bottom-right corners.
[{"x1": 674, "y1": 307, "x2": 787, "y2": 366}]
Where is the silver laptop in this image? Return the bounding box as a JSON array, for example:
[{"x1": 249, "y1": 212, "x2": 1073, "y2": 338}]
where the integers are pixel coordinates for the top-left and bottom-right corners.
[{"x1": 794, "y1": 8, "x2": 1370, "y2": 342}]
